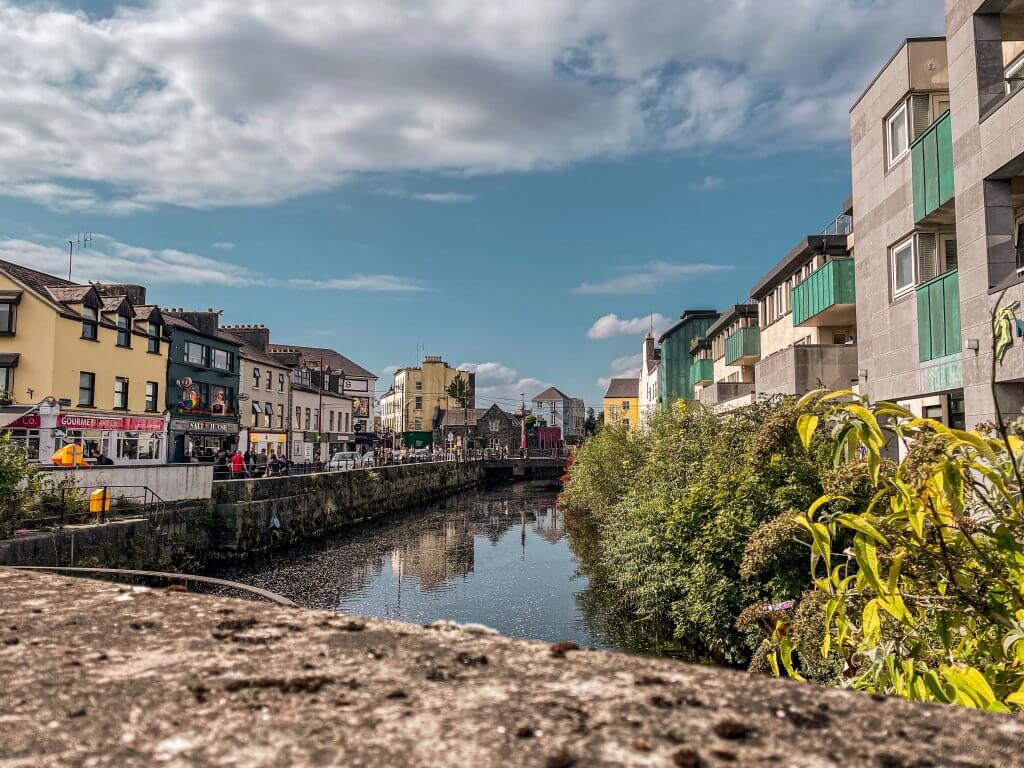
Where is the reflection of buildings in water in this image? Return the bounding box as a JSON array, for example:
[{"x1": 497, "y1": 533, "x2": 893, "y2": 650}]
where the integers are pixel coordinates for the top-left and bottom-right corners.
[
  {"x1": 534, "y1": 506, "x2": 566, "y2": 544},
  {"x1": 389, "y1": 517, "x2": 475, "y2": 591}
]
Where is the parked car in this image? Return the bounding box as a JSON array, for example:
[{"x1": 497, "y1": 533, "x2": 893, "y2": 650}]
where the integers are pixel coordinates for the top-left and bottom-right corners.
[{"x1": 328, "y1": 451, "x2": 368, "y2": 471}]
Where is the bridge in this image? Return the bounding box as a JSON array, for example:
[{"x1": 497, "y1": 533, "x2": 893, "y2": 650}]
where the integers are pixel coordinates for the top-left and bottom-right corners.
[{"x1": 480, "y1": 455, "x2": 568, "y2": 481}]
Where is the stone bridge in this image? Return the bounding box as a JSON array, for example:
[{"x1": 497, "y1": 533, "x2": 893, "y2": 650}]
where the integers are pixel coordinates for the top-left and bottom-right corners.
[
  {"x1": 2, "y1": 568, "x2": 1021, "y2": 767},
  {"x1": 481, "y1": 456, "x2": 568, "y2": 482}
]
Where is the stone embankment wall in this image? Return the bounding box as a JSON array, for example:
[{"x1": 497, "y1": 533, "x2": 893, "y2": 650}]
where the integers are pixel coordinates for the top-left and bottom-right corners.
[
  {"x1": 36, "y1": 463, "x2": 214, "y2": 502},
  {"x1": 210, "y1": 461, "x2": 483, "y2": 557},
  {"x1": 2, "y1": 568, "x2": 1022, "y2": 767}
]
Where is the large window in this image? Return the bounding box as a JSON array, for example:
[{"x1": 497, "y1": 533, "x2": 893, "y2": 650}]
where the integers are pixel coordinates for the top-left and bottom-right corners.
[
  {"x1": 184, "y1": 341, "x2": 207, "y2": 366},
  {"x1": 79, "y1": 371, "x2": 95, "y2": 406},
  {"x1": 7, "y1": 429, "x2": 39, "y2": 461},
  {"x1": 0, "y1": 302, "x2": 15, "y2": 335},
  {"x1": 212, "y1": 348, "x2": 233, "y2": 371},
  {"x1": 145, "y1": 381, "x2": 159, "y2": 412},
  {"x1": 211, "y1": 386, "x2": 229, "y2": 414},
  {"x1": 147, "y1": 321, "x2": 161, "y2": 353},
  {"x1": 891, "y1": 237, "x2": 916, "y2": 297},
  {"x1": 0, "y1": 366, "x2": 12, "y2": 396},
  {"x1": 117, "y1": 432, "x2": 162, "y2": 461},
  {"x1": 116, "y1": 314, "x2": 132, "y2": 348},
  {"x1": 114, "y1": 377, "x2": 129, "y2": 410},
  {"x1": 81, "y1": 305, "x2": 98, "y2": 341},
  {"x1": 887, "y1": 102, "x2": 910, "y2": 168}
]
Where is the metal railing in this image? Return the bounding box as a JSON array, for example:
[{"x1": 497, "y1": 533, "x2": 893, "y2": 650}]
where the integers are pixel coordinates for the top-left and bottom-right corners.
[
  {"x1": 822, "y1": 213, "x2": 853, "y2": 236},
  {"x1": 11, "y1": 484, "x2": 168, "y2": 531}
]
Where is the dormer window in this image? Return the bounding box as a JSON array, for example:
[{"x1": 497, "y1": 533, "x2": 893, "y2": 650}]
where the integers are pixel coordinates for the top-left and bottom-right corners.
[
  {"x1": 147, "y1": 321, "x2": 161, "y2": 353},
  {"x1": 81, "y1": 305, "x2": 98, "y2": 340},
  {"x1": 117, "y1": 314, "x2": 132, "y2": 348}
]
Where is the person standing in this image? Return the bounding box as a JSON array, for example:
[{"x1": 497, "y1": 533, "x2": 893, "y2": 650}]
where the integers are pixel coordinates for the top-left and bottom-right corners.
[{"x1": 230, "y1": 449, "x2": 245, "y2": 478}]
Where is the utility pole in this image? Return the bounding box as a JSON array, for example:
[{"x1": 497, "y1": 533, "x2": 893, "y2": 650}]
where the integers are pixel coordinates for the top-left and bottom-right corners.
[{"x1": 520, "y1": 392, "x2": 526, "y2": 458}]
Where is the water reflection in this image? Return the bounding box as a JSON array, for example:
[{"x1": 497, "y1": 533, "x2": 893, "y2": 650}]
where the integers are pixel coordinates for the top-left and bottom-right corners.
[{"x1": 216, "y1": 484, "x2": 615, "y2": 648}]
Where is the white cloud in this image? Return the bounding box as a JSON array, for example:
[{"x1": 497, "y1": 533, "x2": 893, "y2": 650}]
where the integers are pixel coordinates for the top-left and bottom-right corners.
[
  {"x1": 212, "y1": 241, "x2": 235, "y2": 251},
  {"x1": 587, "y1": 312, "x2": 672, "y2": 340},
  {"x1": 379, "y1": 189, "x2": 477, "y2": 204},
  {"x1": 573, "y1": 261, "x2": 732, "y2": 295},
  {"x1": 610, "y1": 353, "x2": 643, "y2": 372},
  {"x1": 690, "y1": 175, "x2": 724, "y2": 192},
  {"x1": 459, "y1": 361, "x2": 548, "y2": 409},
  {"x1": 0, "y1": 0, "x2": 941, "y2": 211},
  {"x1": 0, "y1": 235, "x2": 424, "y2": 292}
]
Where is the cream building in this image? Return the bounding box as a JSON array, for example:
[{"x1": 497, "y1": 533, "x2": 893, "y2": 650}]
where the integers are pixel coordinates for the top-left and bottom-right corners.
[{"x1": 380, "y1": 355, "x2": 474, "y2": 448}]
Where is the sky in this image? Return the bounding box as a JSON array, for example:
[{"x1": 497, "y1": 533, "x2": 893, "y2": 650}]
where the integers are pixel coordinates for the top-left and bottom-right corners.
[{"x1": 0, "y1": 0, "x2": 944, "y2": 413}]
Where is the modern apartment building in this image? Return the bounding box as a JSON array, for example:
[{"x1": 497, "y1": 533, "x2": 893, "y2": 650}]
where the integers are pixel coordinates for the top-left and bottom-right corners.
[
  {"x1": 751, "y1": 222, "x2": 860, "y2": 397},
  {"x1": 603, "y1": 378, "x2": 639, "y2": 430},
  {"x1": 0, "y1": 263, "x2": 170, "y2": 464},
  {"x1": 380, "y1": 355, "x2": 474, "y2": 448},
  {"x1": 657, "y1": 309, "x2": 720, "y2": 410},
  {"x1": 695, "y1": 304, "x2": 760, "y2": 413}
]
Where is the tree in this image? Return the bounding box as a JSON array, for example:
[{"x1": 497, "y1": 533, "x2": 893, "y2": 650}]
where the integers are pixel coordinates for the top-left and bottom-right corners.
[
  {"x1": 0, "y1": 435, "x2": 41, "y2": 538},
  {"x1": 584, "y1": 408, "x2": 597, "y2": 436},
  {"x1": 446, "y1": 374, "x2": 471, "y2": 408}
]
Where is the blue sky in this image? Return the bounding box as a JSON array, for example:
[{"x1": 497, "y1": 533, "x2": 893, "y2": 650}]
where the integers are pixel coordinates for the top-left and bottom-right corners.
[{"x1": 0, "y1": 0, "x2": 943, "y2": 411}]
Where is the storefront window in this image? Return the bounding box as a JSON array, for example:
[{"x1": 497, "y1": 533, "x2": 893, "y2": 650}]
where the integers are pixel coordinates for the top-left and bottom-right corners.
[
  {"x1": 117, "y1": 432, "x2": 163, "y2": 461},
  {"x1": 57, "y1": 430, "x2": 103, "y2": 459},
  {"x1": 5, "y1": 429, "x2": 39, "y2": 460}
]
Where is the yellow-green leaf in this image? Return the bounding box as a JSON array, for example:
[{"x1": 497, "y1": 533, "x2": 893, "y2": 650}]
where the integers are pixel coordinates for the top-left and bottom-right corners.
[
  {"x1": 797, "y1": 413, "x2": 819, "y2": 451},
  {"x1": 835, "y1": 513, "x2": 889, "y2": 547},
  {"x1": 862, "y1": 599, "x2": 881, "y2": 644}
]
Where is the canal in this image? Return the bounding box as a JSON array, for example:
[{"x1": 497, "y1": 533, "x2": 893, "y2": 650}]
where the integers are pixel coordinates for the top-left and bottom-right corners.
[{"x1": 215, "y1": 482, "x2": 654, "y2": 652}]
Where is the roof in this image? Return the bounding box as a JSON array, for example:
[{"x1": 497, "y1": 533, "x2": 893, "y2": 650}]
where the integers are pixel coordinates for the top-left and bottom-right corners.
[
  {"x1": 0, "y1": 259, "x2": 76, "y2": 295},
  {"x1": 438, "y1": 408, "x2": 489, "y2": 428},
  {"x1": 0, "y1": 260, "x2": 97, "y2": 320},
  {"x1": 219, "y1": 331, "x2": 288, "y2": 369},
  {"x1": 267, "y1": 344, "x2": 375, "y2": 380},
  {"x1": 45, "y1": 285, "x2": 93, "y2": 304},
  {"x1": 850, "y1": 37, "x2": 946, "y2": 113},
  {"x1": 749, "y1": 234, "x2": 851, "y2": 300},
  {"x1": 705, "y1": 304, "x2": 759, "y2": 340},
  {"x1": 604, "y1": 378, "x2": 639, "y2": 399},
  {"x1": 657, "y1": 309, "x2": 720, "y2": 344},
  {"x1": 162, "y1": 313, "x2": 241, "y2": 346},
  {"x1": 532, "y1": 386, "x2": 570, "y2": 402}
]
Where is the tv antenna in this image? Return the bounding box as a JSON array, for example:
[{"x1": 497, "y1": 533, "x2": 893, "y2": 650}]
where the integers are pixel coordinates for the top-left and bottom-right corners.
[{"x1": 67, "y1": 232, "x2": 92, "y2": 282}]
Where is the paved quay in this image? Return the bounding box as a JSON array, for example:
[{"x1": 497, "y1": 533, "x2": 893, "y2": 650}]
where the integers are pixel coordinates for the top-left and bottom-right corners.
[{"x1": 2, "y1": 569, "x2": 1023, "y2": 767}]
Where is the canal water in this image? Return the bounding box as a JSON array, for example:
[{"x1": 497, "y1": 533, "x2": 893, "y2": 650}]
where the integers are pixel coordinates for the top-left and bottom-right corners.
[{"x1": 215, "y1": 483, "x2": 638, "y2": 651}]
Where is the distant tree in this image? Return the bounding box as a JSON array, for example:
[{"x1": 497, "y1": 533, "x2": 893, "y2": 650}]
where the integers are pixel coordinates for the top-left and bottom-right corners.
[
  {"x1": 584, "y1": 408, "x2": 598, "y2": 436},
  {"x1": 524, "y1": 414, "x2": 537, "y2": 431},
  {"x1": 446, "y1": 374, "x2": 471, "y2": 408}
]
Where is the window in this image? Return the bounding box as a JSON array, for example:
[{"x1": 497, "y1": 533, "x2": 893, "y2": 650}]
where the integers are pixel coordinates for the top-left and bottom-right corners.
[
  {"x1": 79, "y1": 371, "x2": 95, "y2": 406},
  {"x1": 887, "y1": 102, "x2": 910, "y2": 168},
  {"x1": 81, "y1": 305, "x2": 98, "y2": 340},
  {"x1": 344, "y1": 412, "x2": 350, "y2": 432},
  {"x1": 1016, "y1": 217, "x2": 1024, "y2": 274},
  {"x1": 622, "y1": 400, "x2": 630, "y2": 410},
  {"x1": 1007, "y1": 52, "x2": 1024, "y2": 96},
  {"x1": 415, "y1": 381, "x2": 422, "y2": 391},
  {"x1": 304, "y1": 408, "x2": 311, "y2": 430},
  {"x1": 114, "y1": 377, "x2": 129, "y2": 410},
  {"x1": 147, "y1": 321, "x2": 161, "y2": 353},
  {"x1": 294, "y1": 406, "x2": 300, "y2": 429},
  {"x1": 891, "y1": 237, "x2": 916, "y2": 297},
  {"x1": 415, "y1": 396, "x2": 423, "y2": 410},
  {"x1": 211, "y1": 386, "x2": 229, "y2": 414},
  {"x1": 329, "y1": 411, "x2": 335, "y2": 432},
  {"x1": 278, "y1": 373, "x2": 285, "y2": 392},
  {"x1": 212, "y1": 348, "x2": 232, "y2": 371},
  {"x1": 145, "y1": 381, "x2": 158, "y2": 412},
  {"x1": 252, "y1": 367, "x2": 261, "y2": 389},
  {"x1": 264, "y1": 402, "x2": 274, "y2": 427},
  {"x1": 313, "y1": 408, "x2": 320, "y2": 431},
  {"x1": 277, "y1": 404, "x2": 284, "y2": 429},
  {"x1": 7, "y1": 429, "x2": 39, "y2": 461},
  {"x1": 117, "y1": 432, "x2": 162, "y2": 461},
  {"x1": 0, "y1": 302, "x2": 15, "y2": 334},
  {"x1": 265, "y1": 370, "x2": 272, "y2": 391},
  {"x1": 184, "y1": 341, "x2": 207, "y2": 366},
  {"x1": 252, "y1": 401, "x2": 262, "y2": 426},
  {"x1": 116, "y1": 314, "x2": 131, "y2": 347},
  {"x1": 0, "y1": 365, "x2": 12, "y2": 396}
]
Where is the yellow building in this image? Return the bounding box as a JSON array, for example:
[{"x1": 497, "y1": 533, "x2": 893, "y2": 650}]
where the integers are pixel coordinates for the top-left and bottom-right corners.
[
  {"x1": 603, "y1": 378, "x2": 640, "y2": 431},
  {"x1": 380, "y1": 355, "x2": 474, "y2": 448},
  {"x1": 0, "y1": 261, "x2": 170, "y2": 464}
]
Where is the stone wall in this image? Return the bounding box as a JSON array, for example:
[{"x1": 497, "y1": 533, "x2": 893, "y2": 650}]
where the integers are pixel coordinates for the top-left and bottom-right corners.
[
  {"x1": 210, "y1": 461, "x2": 482, "y2": 557},
  {"x1": 36, "y1": 463, "x2": 214, "y2": 502}
]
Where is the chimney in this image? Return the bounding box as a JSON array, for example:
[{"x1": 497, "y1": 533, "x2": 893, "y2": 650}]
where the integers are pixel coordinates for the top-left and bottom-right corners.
[
  {"x1": 93, "y1": 284, "x2": 147, "y2": 305},
  {"x1": 221, "y1": 323, "x2": 271, "y2": 351},
  {"x1": 165, "y1": 308, "x2": 221, "y2": 337}
]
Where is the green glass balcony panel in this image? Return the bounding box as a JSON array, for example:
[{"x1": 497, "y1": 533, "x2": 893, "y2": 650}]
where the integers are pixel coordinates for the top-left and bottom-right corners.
[
  {"x1": 691, "y1": 358, "x2": 714, "y2": 385},
  {"x1": 724, "y1": 326, "x2": 761, "y2": 366},
  {"x1": 792, "y1": 258, "x2": 857, "y2": 327},
  {"x1": 916, "y1": 269, "x2": 960, "y2": 362},
  {"x1": 912, "y1": 111, "x2": 954, "y2": 223}
]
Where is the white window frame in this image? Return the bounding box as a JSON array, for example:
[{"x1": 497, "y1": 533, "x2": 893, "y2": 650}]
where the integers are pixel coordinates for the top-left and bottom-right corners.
[
  {"x1": 887, "y1": 101, "x2": 910, "y2": 168},
  {"x1": 938, "y1": 233, "x2": 958, "y2": 275},
  {"x1": 891, "y1": 236, "x2": 917, "y2": 298}
]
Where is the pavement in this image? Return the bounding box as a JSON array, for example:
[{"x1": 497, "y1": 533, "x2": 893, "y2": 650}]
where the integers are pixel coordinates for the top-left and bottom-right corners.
[{"x1": 2, "y1": 568, "x2": 1023, "y2": 767}]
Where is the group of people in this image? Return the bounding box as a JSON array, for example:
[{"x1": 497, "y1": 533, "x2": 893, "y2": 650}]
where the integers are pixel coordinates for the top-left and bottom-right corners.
[{"x1": 211, "y1": 446, "x2": 292, "y2": 479}]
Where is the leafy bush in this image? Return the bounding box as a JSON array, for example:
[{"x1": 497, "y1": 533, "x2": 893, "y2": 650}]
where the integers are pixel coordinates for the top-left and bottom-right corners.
[
  {"x1": 0, "y1": 435, "x2": 42, "y2": 537},
  {"x1": 775, "y1": 390, "x2": 1024, "y2": 711}
]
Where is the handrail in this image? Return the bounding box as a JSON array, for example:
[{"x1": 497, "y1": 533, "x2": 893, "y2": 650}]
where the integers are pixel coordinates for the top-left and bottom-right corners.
[{"x1": 4, "y1": 565, "x2": 298, "y2": 607}]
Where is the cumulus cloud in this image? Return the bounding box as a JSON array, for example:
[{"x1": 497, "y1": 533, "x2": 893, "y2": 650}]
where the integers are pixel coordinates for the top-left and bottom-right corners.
[
  {"x1": 0, "y1": 235, "x2": 424, "y2": 292},
  {"x1": 573, "y1": 261, "x2": 732, "y2": 295},
  {"x1": 0, "y1": 0, "x2": 940, "y2": 211},
  {"x1": 690, "y1": 175, "x2": 724, "y2": 191},
  {"x1": 459, "y1": 361, "x2": 548, "y2": 409},
  {"x1": 610, "y1": 353, "x2": 643, "y2": 372},
  {"x1": 379, "y1": 189, "x2": 478, "y2": 204},
  {"x1": 586, "y1": 312, "x2": 672, "y2": 340}
]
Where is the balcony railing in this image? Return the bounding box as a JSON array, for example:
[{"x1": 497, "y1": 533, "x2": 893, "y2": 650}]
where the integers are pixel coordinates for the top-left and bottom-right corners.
[
  {"x1": 691, "y1": 358, "x2": 714, "y2": 386},
  {"x1": 822, "y1": 214, "x2": 853, "y2": 236},
  {"x1": 792, "y1": 258, "x2": 857, "y2": 327},
  {"x1": 916, "y1": 269, "x2": 960, "y2": 362},
  {"x1": 724, "y1": 326, "x2": 761, "y2": 366},
  {"x1": 911, "y1": 110, "x2": 954, "y2": 223}
]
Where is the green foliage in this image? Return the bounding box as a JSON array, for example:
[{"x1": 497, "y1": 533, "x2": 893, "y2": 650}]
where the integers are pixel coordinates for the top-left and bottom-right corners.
[
  {"x1": 0, "y1": 435, "x2": 42, "y2": 537},
  {"x1": 446, "y1": 374, "x2": 471, "y2": 408},
  {"x1": 776, "y1": 391, "x2": 1024, "y2": 711},
  {"x1": 563, "y1": 397, "x2": 856, "y2": 667}
]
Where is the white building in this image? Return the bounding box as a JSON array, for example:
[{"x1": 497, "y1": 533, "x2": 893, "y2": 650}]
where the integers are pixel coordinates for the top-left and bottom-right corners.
[
  {"x1": 531, "y1": 387, "x2": 586, "y2": 444},
  {"x1": 638, "y1": 332, "x2": 661, "y2": 428}
]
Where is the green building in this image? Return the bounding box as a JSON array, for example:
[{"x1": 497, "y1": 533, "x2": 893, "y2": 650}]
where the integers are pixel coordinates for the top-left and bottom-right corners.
[{"x1": 658, "y1": 309, "x2": 719, "y2": 408}]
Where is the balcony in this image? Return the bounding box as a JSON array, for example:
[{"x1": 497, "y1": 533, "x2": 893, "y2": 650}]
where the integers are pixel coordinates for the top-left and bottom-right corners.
[
  {"x1": 911, "y1": 110, "x2": 954, "y2": 224},
  {"x1": 698, "y1": 381, "x2": 756, "y2": 412},
  {"x1": 755, "y1": 344, "x2": 859, "y2": 397},
  {"x1": 724, "y1": 327, "x2": 761, "y2": 366},
  {"x1": 916, "y1": 269, "x2": 960, "y2": 363},
  {"x1": 691, "y1": 358, "x2": 714, "y2": 387},
  {"x1": 791, "y1": 258, "x2": 857, "y2": 327}
]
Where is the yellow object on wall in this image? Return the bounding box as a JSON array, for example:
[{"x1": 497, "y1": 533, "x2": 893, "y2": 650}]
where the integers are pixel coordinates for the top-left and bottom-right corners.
[{"x1": 51, "y1": 443, "x2": 89, "y2": 467}]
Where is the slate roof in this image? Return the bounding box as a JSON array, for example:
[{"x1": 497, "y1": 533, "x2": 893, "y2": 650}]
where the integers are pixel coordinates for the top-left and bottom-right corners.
[
  {"x1": 438, "y1": 408, "x2": 489, "y2": 428},
  {"x1": 532, "y1": 386, "x2": 570, "y2": 402},
  {"x1": 0, "y1": 259, "x2": 76, "y2": 294},
  {"x1": 267, "y1": 344, "x2": 375, "y2": 379},
  {"x1": 220, "y1": 331, "x2": 288, "y2": 369},
  {"x1": 604, "y1": 378, "x2": 639, "y2": 399}
]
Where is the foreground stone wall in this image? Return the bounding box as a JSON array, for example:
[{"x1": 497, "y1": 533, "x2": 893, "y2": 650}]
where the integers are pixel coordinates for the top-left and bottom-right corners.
[
  {"x1": 210, "y1": 461, "x2": 482, "y2": 557},
  {"x1": 1, "y1": 569, "x2": 1021, "y2": 767},
  {"x1": 37, "y1": 463, "x2": 214, "y2": 502}
]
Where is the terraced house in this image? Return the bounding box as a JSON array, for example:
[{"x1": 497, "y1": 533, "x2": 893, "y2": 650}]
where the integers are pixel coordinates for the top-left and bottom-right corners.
[
  {"x1": 694, "y1": 304, "x2": 760, "y2": 414},
  {"x1": 657, "y1": 309, "x2": 719, "y2": 410},
  {"x1": 0, "y1": 264, "x2": 169, "y2": 464}
]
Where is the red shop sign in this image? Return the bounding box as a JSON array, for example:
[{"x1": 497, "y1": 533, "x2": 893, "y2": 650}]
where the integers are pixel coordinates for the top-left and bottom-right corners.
[
  {"x1": 56, "y1": 414, "x2": 165, "y2": 432},
  {"x1": 6, "y1": 413, "x2": 41, "y2": 429}
]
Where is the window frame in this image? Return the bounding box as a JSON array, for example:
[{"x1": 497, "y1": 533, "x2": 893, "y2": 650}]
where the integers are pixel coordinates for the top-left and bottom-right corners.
[
  {"x1": 278, "y1": 372, "x2": 285, "y2": 392},
  {"x1": 1016, "y1": 214, "x2": 1024, "y2": 275},
  {"x1": 79, "y1": 371, "x2": 96, "y2": 407},
  {"x1": 0, "y1": 365, "x2": 13, "y2": 396},
  {"x1": 145, "y1": 381, "x2": 159, "y2": 413},
  {"x1": 116, "y1": 314, "x2": 132, "y2": 348},
  {"x1": 113, "y1": 376, "x2": 129, "y2": 410},
  {"x1": 252, "y1": 366, "x2": 261, "y2": 389},
  {"x1": 146, "y1": 321, "x2": 161, "y2": 354},
  {"x1": 0, "y1": 302, "x2": 16, "y2": 335},
  {"x1": 1006, "y1": 51, "x2": 1024, "y2": 97},
  {"x1": 81, "y1": 305, "x2": 99, "y2": 341},
  {"x1": 887, "y1": 101, "x2": 911, "y2": 169},
  {"x1": 891, "y1": 236, "x2": 917, "y2": 298},
  {"x1": 184, "y1": 340, "x2": 208, "y2": 367}
]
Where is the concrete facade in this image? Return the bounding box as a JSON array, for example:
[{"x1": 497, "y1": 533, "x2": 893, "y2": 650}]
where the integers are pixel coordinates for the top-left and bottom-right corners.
[
  {"x1": 695, "y1": 304, "x2": 759, "y2": 412},
  {"x1": 35, "y1": 463, "x2": 214, "y2": 503}
]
